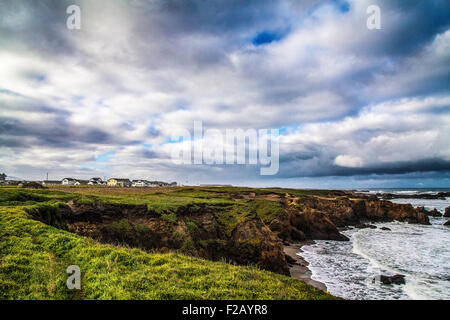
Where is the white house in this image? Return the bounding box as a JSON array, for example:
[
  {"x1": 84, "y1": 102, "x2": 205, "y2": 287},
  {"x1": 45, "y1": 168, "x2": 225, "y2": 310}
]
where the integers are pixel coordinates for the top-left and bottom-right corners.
[
  {"x1": 88, "y1": 177, "x2": 104, "y2": 185},
  {"x1": 131, "y1": 180, "x2": 150, "y2": 187},
  {"x1": 74, "y1": 180, "x2": 89, "y2": 186},
  {"x1": 62, "y1": 178, "x2": 76, "y2": 185}
]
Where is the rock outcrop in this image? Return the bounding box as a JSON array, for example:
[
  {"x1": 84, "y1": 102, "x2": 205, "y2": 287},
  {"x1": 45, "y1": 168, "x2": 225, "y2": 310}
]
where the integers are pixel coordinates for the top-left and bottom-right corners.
[
  {"x1": 378, "y1": 192, "x2": 450, "y2": 200},
  {"x1": 416, "y1": 206, "x2": 442, "y2": 217},
  {"x1": 231, "y1": 220, "x2": 289, "y2": 275},
  {"x1": 288, "y1": 209, "x2": 349, "y2": 241},
  {"x1": 379, "y1": 274, "x2": 406, "y2": 285},
  {"x1": 361, "y1": 200, "x2": 430, "y2": 224},
  {"x1": 444, "y1": 206, "x2": 450, "y2": 218}
]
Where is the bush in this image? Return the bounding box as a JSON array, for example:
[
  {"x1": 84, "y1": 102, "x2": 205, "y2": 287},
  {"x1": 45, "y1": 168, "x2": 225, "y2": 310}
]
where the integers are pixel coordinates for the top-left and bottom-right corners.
[
  {"x1": 135, "y1": 223, "x2": 150, "y2": 235},
  {"x1": 106, "y1": 219, "x2": 133, "y2": 235},
  {"x1": 161, "y1": 212, "x2": 177, "y2": 224},
  {"x1": 185, "y1": 220, "x2": 198, "y2": 234},
  {"x1": 21, "y1": 182, "x2": 46, "y2": 189}
]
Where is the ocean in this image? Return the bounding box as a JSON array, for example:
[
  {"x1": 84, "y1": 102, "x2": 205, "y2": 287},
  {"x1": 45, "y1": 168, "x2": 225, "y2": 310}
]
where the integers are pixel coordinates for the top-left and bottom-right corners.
[{"x1": 298, "y1": 189, "x2": 450, "y2": 300}]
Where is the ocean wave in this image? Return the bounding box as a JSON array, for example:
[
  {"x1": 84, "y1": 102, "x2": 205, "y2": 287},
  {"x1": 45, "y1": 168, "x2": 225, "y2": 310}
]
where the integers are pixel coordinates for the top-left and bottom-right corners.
[{"x1": 298, "y1": 195, "x2": 450, "y2": 300}]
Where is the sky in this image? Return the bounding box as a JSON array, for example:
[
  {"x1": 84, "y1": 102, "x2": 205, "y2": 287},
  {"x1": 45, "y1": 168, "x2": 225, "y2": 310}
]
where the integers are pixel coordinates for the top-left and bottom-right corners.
[{"x1": 0, "y1": 0, "x2": 449, "y2": 188}]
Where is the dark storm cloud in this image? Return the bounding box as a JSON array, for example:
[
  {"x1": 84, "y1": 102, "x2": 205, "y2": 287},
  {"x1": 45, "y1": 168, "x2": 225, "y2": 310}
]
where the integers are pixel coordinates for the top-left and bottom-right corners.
[
  {"x1": 0, "y1": 0, "x2": 78, "y2": 55},
  {"x1": 369, "y1": 0, "x2": 450, "y2": 56},
  {"x1": 0, "y1": 116, "x2": 126, "y2": 148},
  {"x1": 285, "y1": 158, "x2": 450, "y2": 178}
]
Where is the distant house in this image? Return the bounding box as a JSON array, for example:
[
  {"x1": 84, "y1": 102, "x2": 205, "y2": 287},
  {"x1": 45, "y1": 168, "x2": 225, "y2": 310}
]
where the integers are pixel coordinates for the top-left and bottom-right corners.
[
  {"x1": 144, "y1": 181, "x2": 177, "y2": 187},
  {"x1": 74, "y1": 180, "x2": 89, "y2": 186},
  {"x1": 88, "y1": 177, "x2": 104, "y2": 185},
  {"x1": 147, "y1": 181, "x2": 165, "y2": 187},
  {"x1": 107, "y1": 178, "x2": 131, "y2": 187},
  {"x1": 42, "y1": 180, "x2": 62, "y2": 186},
  {"x1": 5, "y1": 180, "x2": 22, "y2": 186},
  {"x1": 131, "y1": 180, "x2": 150, "y2": 187},
  {"x1": 62, "y1": 178, "x2": 77, "y2": 185}
]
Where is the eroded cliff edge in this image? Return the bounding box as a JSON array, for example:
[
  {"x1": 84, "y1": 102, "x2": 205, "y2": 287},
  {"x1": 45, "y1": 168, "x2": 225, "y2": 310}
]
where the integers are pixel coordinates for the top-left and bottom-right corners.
[{"x1": 28, "y1": 190, "x2": 430, "y2": 278}]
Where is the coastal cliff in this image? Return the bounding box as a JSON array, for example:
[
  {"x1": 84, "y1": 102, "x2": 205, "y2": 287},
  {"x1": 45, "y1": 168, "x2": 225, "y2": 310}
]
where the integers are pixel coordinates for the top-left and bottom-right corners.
[{"x1": 28, "y1": 187, "x2": 430, "y2": 277}]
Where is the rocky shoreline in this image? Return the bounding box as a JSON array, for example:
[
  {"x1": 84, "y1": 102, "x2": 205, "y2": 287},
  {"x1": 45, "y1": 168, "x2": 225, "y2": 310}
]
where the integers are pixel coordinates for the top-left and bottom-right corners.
[
  {"x1": 285, "y1": 203, "x2": 450, "y2": 295},
  {"x1": 375, "y1": 192, "x2": 450, "y2": 200},
  {"x1": 29, "y1": 188, "x2": 442, "y2": 292}
]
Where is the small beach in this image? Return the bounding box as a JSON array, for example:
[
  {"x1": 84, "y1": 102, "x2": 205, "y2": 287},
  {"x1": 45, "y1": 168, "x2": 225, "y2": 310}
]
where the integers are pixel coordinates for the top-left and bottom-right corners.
[{"x1": 284, "y1": 243, "x2": 327, "y2": 291}]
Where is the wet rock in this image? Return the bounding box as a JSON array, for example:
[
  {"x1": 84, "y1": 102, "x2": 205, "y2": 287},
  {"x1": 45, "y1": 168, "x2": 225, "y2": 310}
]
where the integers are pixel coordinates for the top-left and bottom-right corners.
[
  {"x1": 444, "y1": 206, "x2": 450, "y2": 218},
  {"x1": 380, "y1": 274, "x2": 406, "y2": 285},
  {"x1": 356, "y1": 224, "x2": 377, "y2": 229},
  {"x1": 417, "y1": 206, "x2": 442, "y2": 217},
  {"x1": 444, "y1": 220, "x2": 450, "y2": 226},
  {"x1": 380, "y1": 227, "x2": 391, "y2": 231}
]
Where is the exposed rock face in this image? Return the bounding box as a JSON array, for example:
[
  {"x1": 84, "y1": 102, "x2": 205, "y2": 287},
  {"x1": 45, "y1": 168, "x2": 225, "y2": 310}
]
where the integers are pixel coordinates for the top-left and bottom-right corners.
[
  {"x1": 231, "y1": 220, "x2": 289, "y2": 275},
  {"x1": 360, "y1": 200, "x2": 430, "y2": 224},
  {"x1": 269, "y1": 195, "x2": 430, "y2": 244},
  {"x1": 289, "y1": 197, "x2": 430, "y2": 227},
  {"x1": 33, "y1": 202, "x2": 290, "y2": 275},
  {"x1": 289, "y1": 210, "x2": 349, "y2": 241},
  {"x1": 444, "y1": 206, "x2": 450, "y2": 218}
]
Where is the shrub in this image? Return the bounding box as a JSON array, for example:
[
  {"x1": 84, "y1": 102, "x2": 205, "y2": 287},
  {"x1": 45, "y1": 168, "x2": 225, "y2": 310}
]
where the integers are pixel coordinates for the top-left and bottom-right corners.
[
  {"x1": 106, "y1": 219, "x2": 133, "y2": 235},
  {"x1": 161, "y1": 212, "x2": 177, "y2": 224},
  {"x1": 185, "y1": 220, "x2": 198, "y2": 234}
]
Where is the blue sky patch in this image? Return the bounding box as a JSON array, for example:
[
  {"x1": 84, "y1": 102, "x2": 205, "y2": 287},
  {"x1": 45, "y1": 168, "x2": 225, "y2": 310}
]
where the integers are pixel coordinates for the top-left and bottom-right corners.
[
  {"x1": 332, "y1": 0, "x2": 350, "y2": 13},
  {"x1": 252, "y1": 30, "x2": 284, "y2": 46},
  {"x1": 96, "y1": 152, "x2": 115, "y2": 163}
]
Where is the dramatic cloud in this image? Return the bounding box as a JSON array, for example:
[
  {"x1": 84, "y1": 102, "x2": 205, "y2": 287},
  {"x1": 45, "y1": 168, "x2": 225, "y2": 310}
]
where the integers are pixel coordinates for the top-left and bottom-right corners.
[{"x1": 0, "y1": 0, "x2": 449, "y2": 187}]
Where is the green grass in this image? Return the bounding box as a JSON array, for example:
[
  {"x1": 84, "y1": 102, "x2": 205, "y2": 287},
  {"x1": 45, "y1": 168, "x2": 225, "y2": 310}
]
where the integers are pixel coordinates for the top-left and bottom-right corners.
[
  {"x1": 250, "y1": 199, "x2": 286, "y2": 224},
  {"x1": 160, "y1": 212, "x2": 177, "y2": 224},
  {"x1": 0, "y1": 186, "x2": 339, "y2": 300},
  {"x1": 0, "y1": 205, "x2": 335, "y2": 300}
]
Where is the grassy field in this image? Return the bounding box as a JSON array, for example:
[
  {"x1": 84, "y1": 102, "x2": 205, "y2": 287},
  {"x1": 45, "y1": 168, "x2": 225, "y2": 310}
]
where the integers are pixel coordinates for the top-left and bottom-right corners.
[{"x1": 0, "y1": 186, "x2": 337, "y2": 300}]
